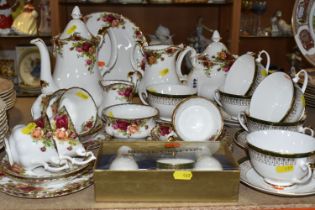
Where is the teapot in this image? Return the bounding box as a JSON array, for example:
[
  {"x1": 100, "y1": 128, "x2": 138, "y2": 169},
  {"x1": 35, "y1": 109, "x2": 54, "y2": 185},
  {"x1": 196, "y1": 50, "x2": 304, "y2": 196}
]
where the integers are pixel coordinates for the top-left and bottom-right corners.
[
  {"x1": 31, "y1": 6, "x2": 114, "y2": 107},
  {"x1": 176, "y1": 31, "x2": 236, "y2": 101}
]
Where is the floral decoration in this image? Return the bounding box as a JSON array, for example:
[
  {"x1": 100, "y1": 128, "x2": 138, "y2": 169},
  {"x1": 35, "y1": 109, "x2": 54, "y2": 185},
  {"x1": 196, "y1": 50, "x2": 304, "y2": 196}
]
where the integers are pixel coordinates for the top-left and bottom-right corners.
[
  {"x1": 4, "y1": 183, "x2": 44, "y2": 193},
  {"x1": 81, "y1": 116, "x2": 95, "y2": 133},
  {"x1": 159, "y1": 125, "x2": 173, "y2": 137},
  {"x1": 53, "y1": 33, "x2": 98, "y2": 73},
  {"x1": 107, "y1": 118, "x2": 148, "y2": 137},
  {"x1": 22, "y1": 116, "x2": 54, "y2": 152},
  {"x1": 133, "y1": 28, "x2": 147, "y2": 46},
  {"x1": 145, "y1": 46, "x2": 179, "y2": 66},
  {"x1": 51, "y1": 107, "x2": 79, "y2": 150},
  {"x1": 97, "y1": 13, "x2": 125, "y2": 36},
  {"x1": 198, "y1": 50, "x2": 235, "y2": 76},
  {"x1": 114, "y1": 84, "x2": 133, "y2": 101}
]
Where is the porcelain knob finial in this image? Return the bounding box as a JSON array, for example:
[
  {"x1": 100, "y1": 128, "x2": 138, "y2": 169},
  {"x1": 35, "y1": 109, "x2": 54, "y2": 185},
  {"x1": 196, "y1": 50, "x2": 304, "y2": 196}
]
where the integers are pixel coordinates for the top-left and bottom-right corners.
[
  {"x1": 212, "y1": 30, "x2": 221, "y2": 42},
  {"x1": 71, "y1": 6, "x2": 82, "y2": 19}
]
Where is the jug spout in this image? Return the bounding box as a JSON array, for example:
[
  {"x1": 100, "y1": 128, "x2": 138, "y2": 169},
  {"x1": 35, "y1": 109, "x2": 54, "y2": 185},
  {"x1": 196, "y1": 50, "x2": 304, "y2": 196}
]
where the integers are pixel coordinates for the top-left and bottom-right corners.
[{"x1": 30, "y1": 38, "x2": 58, "y2": 94}]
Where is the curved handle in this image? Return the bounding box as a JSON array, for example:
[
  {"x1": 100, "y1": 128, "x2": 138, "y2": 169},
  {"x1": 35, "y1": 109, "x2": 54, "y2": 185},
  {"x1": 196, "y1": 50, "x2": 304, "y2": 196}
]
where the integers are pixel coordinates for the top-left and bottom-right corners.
[
  {"x1": 4, "y1": 137, "x2": 13, "y2": 166},
  {"x1": 127, "y1": 71, "x2": 143, "y2": 91},
  {"x1": 299, "y1": 126, "x2": 315, "y2": 137},
  {"x1": 238, "y1": 112, "x2": 249, "y2": 132},
  {"x1": 293, "y1": 161, "x2": 313, "y2": 184},
  {"x1": 139, "y1": 90, "x2": 149, "y2": 105},
  {"x1": 130, "y1": 42, "x2": 145, "y2": 76},
  {"x1": 42, "y1": 161, "x2": 69, "y2": 173},
  {"x1": 256, "y1": 50, "x2": 270, "y2": 75},
  {"x1": 175, "y1": 46, "x2": 197, "y2": 82},
  {"x1": 101, "y1": 28, "x2": 118, "y2": 77},
  {"x1": 60, "y1": 150, "x2": 96, "y2": 166},
  {"x1": 293, "y1": 69, "x2": 309, "y2": 93},
  {"x1": 150, "y1": 125, "x2": 161, "y2": 141},
  {"x1": 213, "y1": 89, "x2": 222, "y2": 107}
]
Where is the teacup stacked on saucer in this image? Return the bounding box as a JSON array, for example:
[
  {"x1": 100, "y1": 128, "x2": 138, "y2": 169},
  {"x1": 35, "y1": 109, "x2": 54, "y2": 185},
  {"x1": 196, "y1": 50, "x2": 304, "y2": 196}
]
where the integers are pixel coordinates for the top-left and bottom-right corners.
[
  {"x1": 0, "y1": 98, "x2": 8, "y2": 149},
  {"x1": 0, "y1": 77, "x2": 16, "y2": 110},
  {"x1": 301, "y1": 68, "x2": 315, "y2": 107},
  {"x1": 214, "y1": 50, "x2": 270, "y2": 127}
]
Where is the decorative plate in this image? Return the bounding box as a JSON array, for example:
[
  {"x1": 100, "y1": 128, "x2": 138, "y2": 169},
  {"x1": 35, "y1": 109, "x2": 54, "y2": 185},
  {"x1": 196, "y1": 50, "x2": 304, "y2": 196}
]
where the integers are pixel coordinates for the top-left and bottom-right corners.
[
  {"x1": 84, "y1": 12, "x2": 147, "y2": 81},
  {"x1": 293, "y1": 0, "x2": 315, "y2": 66}
]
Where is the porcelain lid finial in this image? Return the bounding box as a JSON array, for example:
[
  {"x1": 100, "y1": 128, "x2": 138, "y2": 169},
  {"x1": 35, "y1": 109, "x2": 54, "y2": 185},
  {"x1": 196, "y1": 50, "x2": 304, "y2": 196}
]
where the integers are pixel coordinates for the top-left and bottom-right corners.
[
  {"x1": 212, "y1": 30, "x2": 221, "y2": 43},
  {"x1": 71, "y1": 6, "x2": 82, "y2": 20}
]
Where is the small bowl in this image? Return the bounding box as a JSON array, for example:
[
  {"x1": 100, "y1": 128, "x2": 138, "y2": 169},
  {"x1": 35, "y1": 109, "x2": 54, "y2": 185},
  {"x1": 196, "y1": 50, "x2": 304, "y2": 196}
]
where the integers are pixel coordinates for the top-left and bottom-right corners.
[
  {"x1": 172, "y1": 96, "x2": 223, "y2": 141},
  {"x1": 214, "y1": 89, "x2": 251, "y2": 119},
  {"x1": 102, "y1": 104, "x2": 159, "y2": 139},
  {"x1": 247, "y1": 130, "x2": 315, "y2": 187},
  {"x1": 139, "y1": 83, "x2": 196, "y2": 121}
]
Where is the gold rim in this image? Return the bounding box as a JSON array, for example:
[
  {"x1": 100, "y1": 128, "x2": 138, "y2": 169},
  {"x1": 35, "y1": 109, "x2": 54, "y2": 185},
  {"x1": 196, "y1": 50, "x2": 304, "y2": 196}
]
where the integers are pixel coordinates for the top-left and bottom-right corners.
[
  {"x1": 219, "y1": 90, "x2": 252, "y2": 99},
  {"x1": 147, "y1": 89, "x2": 197, "y2": 99},
  {"x1": 245, "y1": 112, "x2": 305, "y2": 126},
  {"x1": 172, "y1": 96, "x2": 224, "y2": 141},
  {"x1": 248, "y1": 142, "x2": 315, "y2": 158},
  {"x1": 156, "y1": 160, "x2": 194, "y2": 169}
]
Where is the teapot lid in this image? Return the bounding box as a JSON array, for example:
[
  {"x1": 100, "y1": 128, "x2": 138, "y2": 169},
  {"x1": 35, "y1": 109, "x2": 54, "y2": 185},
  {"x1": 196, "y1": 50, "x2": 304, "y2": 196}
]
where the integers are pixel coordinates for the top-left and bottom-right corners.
[
  {"x1": 59, "y1": 6, "x2": 92, "y2": 40},
  {"x1": 203, "y1": 30, "x2": 228, "y2": 59}
]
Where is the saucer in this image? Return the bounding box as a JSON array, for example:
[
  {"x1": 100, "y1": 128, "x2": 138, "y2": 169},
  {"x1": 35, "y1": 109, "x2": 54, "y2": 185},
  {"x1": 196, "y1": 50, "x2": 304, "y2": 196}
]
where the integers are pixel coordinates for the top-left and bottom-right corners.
[
  {"x1": 233, "y1": 129, "x2": 248, "y2": 150},
  {"x1": 239, "y1": 159, "x2": 315, "y2": 196},
  {"x1": 0, "y1": 164, "x2": 93, "y2": 198},
  {"x1": 173, "y1": 97, "x2": 223, "y2": 141}
]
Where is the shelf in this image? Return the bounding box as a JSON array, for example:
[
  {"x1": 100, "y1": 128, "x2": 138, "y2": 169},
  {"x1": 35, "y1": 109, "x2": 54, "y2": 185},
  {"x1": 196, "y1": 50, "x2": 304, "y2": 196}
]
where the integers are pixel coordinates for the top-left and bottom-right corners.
[
  {"x1": 240, "y1": 35, "x2": 293, "y2": 39},
  {"x1": 0, "y1": 34, "x2": 51, "y2": 38},
  {"x1": 59, "y1": 0, "x2": 232, "y2": 6}
]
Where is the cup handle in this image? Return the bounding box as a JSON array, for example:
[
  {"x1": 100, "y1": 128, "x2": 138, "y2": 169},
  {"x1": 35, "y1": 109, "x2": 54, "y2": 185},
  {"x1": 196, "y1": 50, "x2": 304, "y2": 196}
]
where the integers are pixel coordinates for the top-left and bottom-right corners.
[
  {"x1": 130, "y1": 42, "x2": 145, "y2": 76},
  {"x1": 293, "y1": 161, "x2": 313, "y2": 184},
  {"x1": 60, "y1": 151, "x2": 96, "y2": 166},
  {"x1": 150, "y1": 125, "x2": 161, "y2": 141},
  {"x1": 292, "y1": 69, "x2": 309, "y2": 93},
  {"x1": 101, "y1": 28, "x2": 118, "y2": 77},
  {"x1": 299, "y1": 126, "x2": 315, "y2": 137},
  {"x1": 175, "y1": 46, "x2": 197, "y2": 82},
  {"x1": 256, "y1": 50, "x2": 270, "y2": 76},
  {"x1": 139, "y1": 90, "x2": 149, "y2": 105},
  {"x1": 42, "y1": 161, "x2": 70, "y2": 173},
  {"x1": 213, "y1": 89, "x2": 222, "y2": 107},
  {"x1": 238, "y1": 112, "x2": 249, "y2": 132}
]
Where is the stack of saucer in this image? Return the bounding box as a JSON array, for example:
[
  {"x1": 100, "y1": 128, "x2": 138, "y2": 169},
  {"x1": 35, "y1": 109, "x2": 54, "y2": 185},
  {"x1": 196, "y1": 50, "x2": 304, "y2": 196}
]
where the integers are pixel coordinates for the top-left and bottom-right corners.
[
  {"x1": 0, "y1": 99, "x2": 8, "y2": 149},
  {"x1": 0, "y1": 78, "x2": 16, "y2": 110}
]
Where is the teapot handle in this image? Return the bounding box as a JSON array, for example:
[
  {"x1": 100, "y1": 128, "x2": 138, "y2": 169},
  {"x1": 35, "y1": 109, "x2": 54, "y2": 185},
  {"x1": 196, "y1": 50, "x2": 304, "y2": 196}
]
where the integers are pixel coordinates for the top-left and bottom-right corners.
[
  {"x1": 256, "y1": 50, "x2": 270, "y2": 75},
  {"x1": 175, "y1": 46, "x2": 197, "y2": 83},
  {"x1": 292, "y1": 69, "x2": 308, "y2": 93},
  {"x1": 101, "y1": 28, "x2": 118, "y2": 77}
]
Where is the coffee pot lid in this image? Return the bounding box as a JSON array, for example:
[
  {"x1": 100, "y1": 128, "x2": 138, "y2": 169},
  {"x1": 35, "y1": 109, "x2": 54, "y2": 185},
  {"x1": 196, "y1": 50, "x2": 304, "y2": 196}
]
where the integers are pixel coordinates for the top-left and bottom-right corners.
[
  {"x1": 60, "y1": 6, "x2": 92, "y2": 40},
  {"x1": 203, "y1": 30, "x2": 228, "y2": 59}
]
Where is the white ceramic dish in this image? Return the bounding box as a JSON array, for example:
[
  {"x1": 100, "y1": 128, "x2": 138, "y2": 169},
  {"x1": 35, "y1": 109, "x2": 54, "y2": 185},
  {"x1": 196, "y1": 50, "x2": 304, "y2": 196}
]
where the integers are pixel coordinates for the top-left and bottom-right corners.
[
  {"x1": 140, "y1": 83, "x2": 197, "y2": 122},
  {"x1": 84, "y1": 12, "x2": 147, "y2": 81},
  {"x1": 58, "y1": 87, "x2": 98, "y2": 135},
  {"x1": 240, "y1": 159, "x2": 315, "y2": 196},
  {"x1": 249, "y1": 72, "x2": 294, "y2": 122},
  {"x1": 102, "y1": 104, "x2": 158, "y2": 139},
  {"x1": 223, "y1": 53, "x2": 255, "y2": 95},
  {"x1": 247, "y1": 130, "x2": 315, "y2": 187},
  {"x1": 172, "y1": 97, "x2": 223, "y2": 141}
]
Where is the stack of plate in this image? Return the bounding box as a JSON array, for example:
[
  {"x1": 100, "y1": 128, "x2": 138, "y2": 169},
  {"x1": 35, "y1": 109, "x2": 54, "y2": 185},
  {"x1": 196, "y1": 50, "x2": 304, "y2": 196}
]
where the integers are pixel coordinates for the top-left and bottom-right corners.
[
  {"x1": 0, "y1": 78, "x2": 16, "y2": 110},
  {"x1": 0, "y1": 155, "x2": 94, "y2": 198},
  {"x1": 302, "y1": 69, "x2": 315, "y2": 108},
  {"x1": 0, "y1": 99, "x2": 8, "y2": 149}
]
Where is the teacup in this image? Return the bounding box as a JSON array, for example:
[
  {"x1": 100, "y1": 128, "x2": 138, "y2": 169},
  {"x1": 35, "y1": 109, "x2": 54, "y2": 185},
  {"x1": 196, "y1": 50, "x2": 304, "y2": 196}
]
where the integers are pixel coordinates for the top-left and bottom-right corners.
[
  {"x1": 139, "y1": 83, "x2": 197, "y2": 121},
  {"x1": 58, "y1": 87, "x2": 98, "y2": 135},
  {"x1": 102, "y1": 104, "x2": 159, "y2": 139},
  {"x1": 214, "y1": 89, "x2": 251, "y2": 119},
  {"x1": 4, "y1": 120, "x2": 70, "y2": 173},
  {"x1": 247, "y1": 130, "x2": 315, "y2": 187},
  {"x1": 284, "y1": 69, "x2": 308, "y2": 123},
  {"x1": 98, "y1": 80, "x2": 134, "y2": 117},
  {"x1": 238, "y1": 112, "x2": 314, "y2": 136},
  {"x1": 50, "y1": 107, "x2": 96, "y2": 166},
  {"x1": 150, "y1": 120, "x2": 177, "y2": 141}
]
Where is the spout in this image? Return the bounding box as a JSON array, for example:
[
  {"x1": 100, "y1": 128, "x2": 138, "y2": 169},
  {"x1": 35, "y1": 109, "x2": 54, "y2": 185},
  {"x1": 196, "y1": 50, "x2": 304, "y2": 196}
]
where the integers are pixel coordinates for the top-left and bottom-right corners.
[{"x1": 30, "y1": 38, "x2": 58, "y2": 94}]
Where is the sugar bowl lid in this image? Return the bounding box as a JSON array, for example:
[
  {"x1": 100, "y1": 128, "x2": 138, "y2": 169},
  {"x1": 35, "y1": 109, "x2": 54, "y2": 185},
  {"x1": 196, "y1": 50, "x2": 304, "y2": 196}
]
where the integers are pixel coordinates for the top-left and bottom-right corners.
[
  {"x1": 203, "y1": 30, "x2": 228, "y2": 59},
  {"x1": 59, "y1": 6, "x2": 92, "y2": 40}
]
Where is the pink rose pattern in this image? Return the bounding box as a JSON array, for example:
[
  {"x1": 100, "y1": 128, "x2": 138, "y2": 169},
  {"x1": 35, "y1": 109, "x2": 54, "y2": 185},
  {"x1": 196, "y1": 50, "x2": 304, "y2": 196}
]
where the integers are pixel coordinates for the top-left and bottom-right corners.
[{"x1": 108, "y1": 119, "x2": 148, "y2": 137}]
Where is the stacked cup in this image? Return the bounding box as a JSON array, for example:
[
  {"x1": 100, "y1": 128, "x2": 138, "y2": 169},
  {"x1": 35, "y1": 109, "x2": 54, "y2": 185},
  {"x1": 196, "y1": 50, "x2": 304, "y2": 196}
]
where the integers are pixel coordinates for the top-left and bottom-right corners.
[
  {"x1": 0, "y1": 77, "x2": 16, "y2": 110},
  {"x1": 214, "y1": 50, "x2": 270, "y2": 125},
  {"x1": 0, "y1": 98, "x2": 8, "y2": 149}
]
